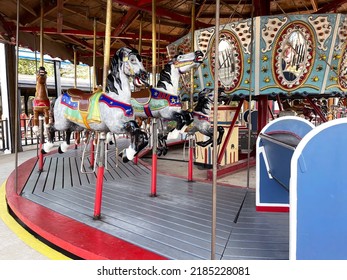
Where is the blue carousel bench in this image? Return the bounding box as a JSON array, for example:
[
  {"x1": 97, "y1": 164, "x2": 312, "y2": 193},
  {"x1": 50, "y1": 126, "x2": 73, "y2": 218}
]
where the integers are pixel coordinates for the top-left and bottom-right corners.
[{"x1": 256, "y1": 116, "x2": 347, "y2": 259}]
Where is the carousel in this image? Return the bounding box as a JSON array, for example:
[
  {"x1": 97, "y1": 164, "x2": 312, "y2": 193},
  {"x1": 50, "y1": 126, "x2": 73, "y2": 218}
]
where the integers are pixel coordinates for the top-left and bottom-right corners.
[{"x1": 2, "y1": 0, "x2": 347, "y2": 261}]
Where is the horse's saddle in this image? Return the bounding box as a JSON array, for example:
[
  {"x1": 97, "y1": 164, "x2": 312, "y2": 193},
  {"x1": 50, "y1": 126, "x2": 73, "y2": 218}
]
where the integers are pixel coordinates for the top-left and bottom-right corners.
[
  {"x1": 66, "y1": 88, "x2": 95, "y2": 111},
  {"x1": 131, "y1": 88, "x2": 152, "y2": 104}
]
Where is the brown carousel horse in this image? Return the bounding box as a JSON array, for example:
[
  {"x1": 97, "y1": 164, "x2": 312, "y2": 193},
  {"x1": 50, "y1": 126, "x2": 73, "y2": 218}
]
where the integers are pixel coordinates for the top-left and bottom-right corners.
[{"x1": 32, "y1": 66, "x2": 51, "y2": 134}]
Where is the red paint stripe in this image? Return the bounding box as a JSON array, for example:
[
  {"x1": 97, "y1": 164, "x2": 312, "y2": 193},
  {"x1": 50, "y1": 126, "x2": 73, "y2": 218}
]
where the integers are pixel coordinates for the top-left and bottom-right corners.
[
  {"x1": 5, "y1": 157, "x2": 166, "y2": 260},
  {"x1": 256, "y1": 206, "x2": 290, "y2": 213}
]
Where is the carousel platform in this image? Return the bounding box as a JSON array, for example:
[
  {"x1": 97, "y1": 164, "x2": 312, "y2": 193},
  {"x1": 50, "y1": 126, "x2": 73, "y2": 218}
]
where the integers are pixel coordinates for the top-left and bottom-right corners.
[{"x1": 5, "y1": 143, "x2": 289, "y2": 260}]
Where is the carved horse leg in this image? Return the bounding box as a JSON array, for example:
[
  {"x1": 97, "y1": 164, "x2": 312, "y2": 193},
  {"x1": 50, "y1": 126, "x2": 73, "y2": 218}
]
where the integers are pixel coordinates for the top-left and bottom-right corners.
[
  {"x1": 172, "y1": 112, "x2": 185, "y2": 130},
  {"x1": 196, "y1": 125, "x2": 225, "y2": 147},
  {"x1": 157, "y1": 133, "x2": 168, "y2": 156},
  {"x1": 58, "y1": 128, "x2": 74, "y2": 153},
  {"x1": 42, "y1": 124, "x2": 55, "y2": 154},
  {"x1": 121, "y1": 120, "x2": 148, "y2": 162},
  {"x1": 216, "y1": 126, "x2": 225, "y2": 146}
]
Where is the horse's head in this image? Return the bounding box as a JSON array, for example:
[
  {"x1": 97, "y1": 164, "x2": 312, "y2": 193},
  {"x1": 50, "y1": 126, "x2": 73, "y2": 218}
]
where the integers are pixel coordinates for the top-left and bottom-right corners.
[
  {"x1": 172, "y1": 50, "x2": 204, "y2": 74},
  {"x1": 36, "y1": 66, "x2": 47, "y2": 84},
  {"x1": 194, "y1": 88, "x2": 214, "y2": 114},
  {"x1": 111, "y1": 47, "x2": 149, "y2": 88}
]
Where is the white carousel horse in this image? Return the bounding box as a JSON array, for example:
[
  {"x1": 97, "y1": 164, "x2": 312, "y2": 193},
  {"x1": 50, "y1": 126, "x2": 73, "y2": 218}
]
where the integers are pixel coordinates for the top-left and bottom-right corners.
[
  {"x1": 131, "y1": 50, "x2": 204, "y2": 131},
  {"x1": 187, "y1": 88, "x2": 225, "y2": 147},
  {"x1": 43, "y1": 47, "x2": 149, "y2": 162}
]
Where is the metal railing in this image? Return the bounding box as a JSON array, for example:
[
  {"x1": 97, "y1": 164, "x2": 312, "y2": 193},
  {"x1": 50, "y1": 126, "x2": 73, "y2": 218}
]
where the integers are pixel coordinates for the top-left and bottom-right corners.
[
  {"x1": 0, "y1": 119, "x2": 9, "y2": 151},
  {"x1": 0, "y1": 117, "x2": 74, "y2": 152}
]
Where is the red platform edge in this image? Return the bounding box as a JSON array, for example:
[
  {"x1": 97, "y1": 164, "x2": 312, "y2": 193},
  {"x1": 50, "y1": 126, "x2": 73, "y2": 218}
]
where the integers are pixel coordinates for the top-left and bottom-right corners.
[
  {"x1": 5, "y1": 156, "x2": 167, "y2": 260},
  {"x1": 207, "y1": 157, "x2": 256, "y2": 180}
]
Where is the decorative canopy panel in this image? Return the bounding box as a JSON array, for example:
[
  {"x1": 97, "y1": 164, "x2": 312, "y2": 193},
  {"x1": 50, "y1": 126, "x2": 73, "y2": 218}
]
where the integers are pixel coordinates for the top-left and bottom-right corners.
[{"x1": 168, "y1": 13, "x2": 347, "y2": 97}]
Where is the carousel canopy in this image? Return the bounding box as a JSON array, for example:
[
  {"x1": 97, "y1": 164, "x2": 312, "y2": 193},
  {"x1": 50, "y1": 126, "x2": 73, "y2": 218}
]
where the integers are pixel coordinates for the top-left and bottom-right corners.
[{"x1": 0, "y1": 0, "x2": 346, "y2": 68}]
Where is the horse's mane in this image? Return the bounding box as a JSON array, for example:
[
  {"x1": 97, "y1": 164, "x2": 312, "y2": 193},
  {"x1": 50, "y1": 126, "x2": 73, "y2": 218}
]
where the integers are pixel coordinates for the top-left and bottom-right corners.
[
  {"x1": 106, "y1": 52, "x2": 122, "y2": 94},
  {"x1": 156, "y1": 62, "x2": 173, "y2": 90},
  {"x1": 194, "y1": 94, "x2": 211, "y2": 115}
]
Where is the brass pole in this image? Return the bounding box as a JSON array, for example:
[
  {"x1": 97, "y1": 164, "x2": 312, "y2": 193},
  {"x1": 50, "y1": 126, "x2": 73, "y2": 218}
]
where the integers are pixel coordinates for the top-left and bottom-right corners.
[
  {"x1": 102, "y1": 0, "x2": 112, "y2": 92},
  {"x1": 211, "y1": 0, "x2": 220, "y2": 260},
  {"x1": 73, "y1": 47, "x2": 77, "y2": 88},
  {"x1": 93, "y1": 17, "x2": 97, "y2": 89},
  {"x1": 190, "y1": 0, "x2": 196, "y2": 110},
  {"x1": 152, "y1": 0, "x2": 157, "y2": 86},
  {"x1": 40, "y1": 0, "x2": 44, "y2": 67},
  {"x1": 138, "y1": 13, "x2": 143, "y2": 55}
]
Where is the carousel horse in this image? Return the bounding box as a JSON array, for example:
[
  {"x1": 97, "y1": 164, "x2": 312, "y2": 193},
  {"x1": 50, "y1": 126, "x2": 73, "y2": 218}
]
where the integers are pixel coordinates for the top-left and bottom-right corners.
[
  {"x1": 187, "y1": 88, "x2": 225, "y2": 147},
  {"x1": 43, "y1": 47, "x2": 149, "y2": 162},
  {"x1": 281, "y1": 99, "x2": 326, "y2": 122},
  {"x1": 131, "y1": 50, "x2": 204, "y2": 132},
  {"x1": 32, "y1": 66, "x2": 51, "y2": 134}
]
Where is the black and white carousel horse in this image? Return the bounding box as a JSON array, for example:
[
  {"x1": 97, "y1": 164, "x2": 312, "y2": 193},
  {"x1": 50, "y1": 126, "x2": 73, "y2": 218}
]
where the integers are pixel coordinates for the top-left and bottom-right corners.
[
  {"x1": 43, "y1": 47, "x2": 149, "y2": 162},
  {"x1": 132, "y1": 50, "x2": 204, "y2": 131},
  {"x1": 187, "y1": 88, "x2": 225, "y2": 147}
]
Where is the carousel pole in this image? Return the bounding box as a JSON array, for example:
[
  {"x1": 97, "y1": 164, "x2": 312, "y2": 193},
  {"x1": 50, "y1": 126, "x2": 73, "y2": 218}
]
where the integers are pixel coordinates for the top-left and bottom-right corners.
[
  {"x1": 133, "y1": 13, "x2": 143, "y2": 166},
  {"x1": 38, "y1": 0, "x2": 44, "y2": 172},
  {"x1": 73, "y1": 47, "x2": 77, "y2": 89},
  {"x1": 102, "y1": 0, "x2": 112, "y2": 93},
  {"x1": 92, "y1": 17, "x2": 97, "y2": 90},
  {"x1": 93, "y1": 131, "x2": 106, "y2": 219},
  {"x1": 73, "y1": 46, "x2": 79, "y2": 149},
  {"x1": 14, "y1": 0, "x2": 20, "y2": 193},
  {"x1": 188, "y1": 0, "x2": 196, "y2": 182},
  {"x1": 93, "y1": 0, "x2": 112, "y2": 219},
  {"x1": 90, "y1": 18, "x2": 97, "y2": 168},
  {"x1": 211, "y1": 0, "x2": 220, "y2": 260},
  {"x1": 150, "y1": 0, "x2": 158, "y2": 197},
  {"x1": 138, "y1": 12, "x2": 143, "y2": 54}
]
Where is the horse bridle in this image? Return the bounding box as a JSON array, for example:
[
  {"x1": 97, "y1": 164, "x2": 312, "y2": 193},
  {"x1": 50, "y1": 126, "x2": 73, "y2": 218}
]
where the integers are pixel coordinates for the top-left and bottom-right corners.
[{"x1": 120, "y1": 48, "x2": 149, "y2": 86}]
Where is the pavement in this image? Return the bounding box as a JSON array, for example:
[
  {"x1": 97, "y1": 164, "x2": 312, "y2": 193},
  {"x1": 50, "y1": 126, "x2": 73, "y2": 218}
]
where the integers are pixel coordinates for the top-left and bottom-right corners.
[{"x1": 0, "y1": 143, "x2": 255, "y2": 260}]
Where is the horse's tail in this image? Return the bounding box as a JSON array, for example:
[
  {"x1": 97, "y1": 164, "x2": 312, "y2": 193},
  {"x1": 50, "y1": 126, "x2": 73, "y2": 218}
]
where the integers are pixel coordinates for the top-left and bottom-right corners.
[{"x1": 49, "y1": 97, "x2": 56, "y2": 126}]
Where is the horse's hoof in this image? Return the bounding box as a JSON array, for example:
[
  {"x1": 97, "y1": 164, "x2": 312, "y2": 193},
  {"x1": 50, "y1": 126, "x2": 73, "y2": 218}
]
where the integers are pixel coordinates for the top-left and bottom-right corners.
[
  {"x1": 163, "y1": 148, "x2": 168, "y2": 156},
  {"x1": 197, "y1": 141, "x2": 210, "y2": 147},
  {"x1": 122, "y1": 156, "x2": 130, "y2": 163},
  {"x1": 157, "y1": 149, "x2": 162, "y2": 157},
  {"x1": 41, "y1": 149, "x2": 47, "y2": 155},
  {"x1": 58, "y1": 146, "x2": 63, "y2": 154}
]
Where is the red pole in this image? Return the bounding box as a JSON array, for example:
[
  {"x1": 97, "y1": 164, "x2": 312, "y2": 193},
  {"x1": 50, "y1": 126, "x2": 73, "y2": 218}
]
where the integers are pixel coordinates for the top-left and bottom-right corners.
[
  {"x1": 151, "y1": 153, "x2": 157, "y2": 196},
  {"x1": 93, "y1": 165, "x2": 104, "y2": 219},
  {"x1": 133, "y1": 155, "x2": 138, "y2": 165},
  {"x1": 150, "y1": 119, "x2": 158, "y2": 197},
  {"x1": 188, "y1": 138, "x2": 194, "y2": 181},
  {"x1": 257, "y1": 95, "x2": 269, "y2": 135},
  {"x1": 93, "y1": 132, "x2": 106, "y2": 219},
  {"x1": 38, "y1": 142, "x2": 44, "y2": 171}
]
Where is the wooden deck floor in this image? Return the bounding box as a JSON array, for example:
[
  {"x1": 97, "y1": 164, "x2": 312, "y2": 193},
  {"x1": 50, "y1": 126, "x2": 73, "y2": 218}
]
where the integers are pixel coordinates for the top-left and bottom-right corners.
[{"x1": 20, "y1": 146, "x2": 289, "y2": 260}]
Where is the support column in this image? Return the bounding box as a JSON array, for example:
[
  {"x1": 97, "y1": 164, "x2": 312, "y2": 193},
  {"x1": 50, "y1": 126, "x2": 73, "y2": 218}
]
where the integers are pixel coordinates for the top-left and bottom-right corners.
[
  {"x1": 53, "y1": 60, "x2": 61, "y2": 97},
  {"x1": 0, "y1": 43, "x2": 22, "y2": 153},
  {"x1": 257, "y1": 95, "x2": 269, "y2": 135}
]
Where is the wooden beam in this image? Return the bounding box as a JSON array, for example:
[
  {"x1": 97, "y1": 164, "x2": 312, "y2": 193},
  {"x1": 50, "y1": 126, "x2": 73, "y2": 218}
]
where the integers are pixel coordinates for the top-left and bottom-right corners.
[
  {"x1": 112, "y1": 0, "x2": 211, "y2": 29},
  {"x1": 314, "y1": 0, "x2": 347, "y2": 13},
  {"x1": 57, "y1": 0, "x2": 64, "y2": 33},
  {"x1": 310, "y1": 0, "x2": 318, "y2": 11},
  {"x1": 10, "y1": 0, "x2": 37, "y2": 16}
]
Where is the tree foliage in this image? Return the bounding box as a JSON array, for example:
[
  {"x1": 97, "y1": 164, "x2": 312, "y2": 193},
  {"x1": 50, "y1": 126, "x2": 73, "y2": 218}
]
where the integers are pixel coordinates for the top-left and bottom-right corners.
[{"x1": 18, "y1": 58, "x2": 90, "y2": 80}]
